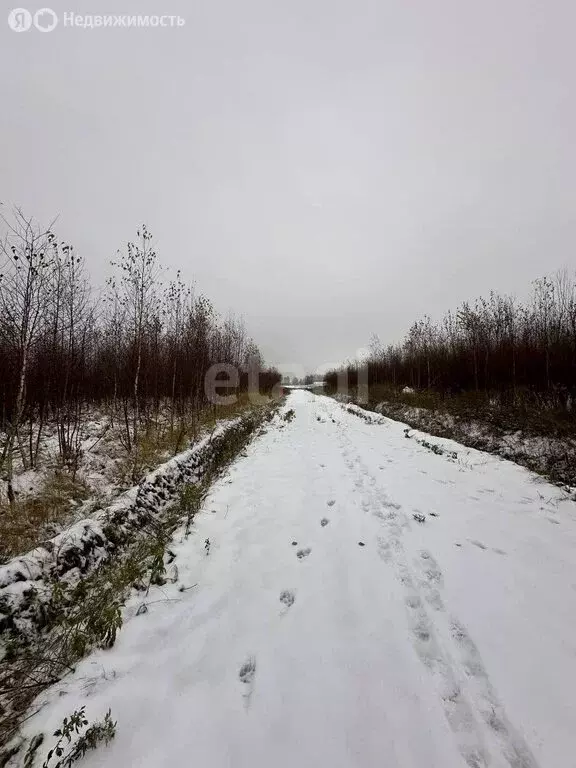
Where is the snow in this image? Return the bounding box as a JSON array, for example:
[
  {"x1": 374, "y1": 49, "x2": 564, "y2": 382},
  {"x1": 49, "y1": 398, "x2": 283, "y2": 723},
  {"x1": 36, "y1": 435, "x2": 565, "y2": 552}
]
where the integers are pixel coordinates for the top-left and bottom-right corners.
[
  {"x1": 0, "y1": 413, "x2": 260, "y2": 638},
  {"x1": 13, "y1": 391, "x2": 576, "y2": 768},
  {"x1": 373, "y1": 400, "x2": 576, "y2": 490},
  {"x1": 0, "y1": 417, "x2": 111, "y2": 508}
]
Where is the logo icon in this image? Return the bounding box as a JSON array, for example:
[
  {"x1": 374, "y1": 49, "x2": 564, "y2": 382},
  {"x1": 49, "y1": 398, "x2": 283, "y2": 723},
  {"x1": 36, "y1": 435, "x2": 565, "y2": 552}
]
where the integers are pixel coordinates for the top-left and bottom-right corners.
[
  {"x1": 8, "y1": 8, "x2": 32, "y2": 31},
  {"x1": 34, "y1": 7, "x2": 57, "y2": 31}
]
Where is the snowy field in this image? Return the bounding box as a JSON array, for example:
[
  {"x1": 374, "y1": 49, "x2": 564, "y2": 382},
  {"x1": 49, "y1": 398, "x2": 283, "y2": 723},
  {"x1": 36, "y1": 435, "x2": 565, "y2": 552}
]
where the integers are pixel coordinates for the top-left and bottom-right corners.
[{"x1": 17, "y1": 391, "x2": 576, "y2": 768}]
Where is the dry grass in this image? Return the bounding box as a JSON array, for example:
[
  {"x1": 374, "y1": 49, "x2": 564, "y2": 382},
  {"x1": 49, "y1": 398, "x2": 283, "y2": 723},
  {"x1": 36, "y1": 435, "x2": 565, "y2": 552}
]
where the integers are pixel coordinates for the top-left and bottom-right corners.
[
  {"x1": 114, "y1": 393, "x2": 273, "y2": 485},
  {"x1": 361, "y1": 384, "x2": 576, "y2": 438},
  {"x1": 197, "y1": 392, "x2": 272, "y2": 430},
  {"x1": 0, "y1": 473, "x2": 90, "y2": 563},
  {"x1": 0, "y1": 394, "x2": 275, "y2": 564}
]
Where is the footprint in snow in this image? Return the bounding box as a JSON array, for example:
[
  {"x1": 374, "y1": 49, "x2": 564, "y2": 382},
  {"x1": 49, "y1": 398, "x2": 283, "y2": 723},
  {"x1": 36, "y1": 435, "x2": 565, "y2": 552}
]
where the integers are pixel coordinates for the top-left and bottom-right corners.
[
  {"x1": 297, "y1": 547, "x2": 311, "y2": 559},
  {"x1": 238, "y1": 656, "x2": 257, "y2": 709},
  {"x1": 239, "y1": 656, "x2": 257, "y2": 685},
  {"x1": 450, "y1": 621, "x2": 486, "y2": 679},
  {"x1": 405, "y1": 595, "x2": 422, "y2": 610},
  {"x1": 320, "y1": 518, "x2": 329, "y2": 527},
  {"x1": 419, "y1": 551, "x2": 443, "y2": 586},
  {"x1": 470, "y1": 540, "x2": 487, "y2": 550},
  {"x1": 327, "y1": 500, "x2": 336, "y2": 507},
  {"x1": 279, "y1": 590, "x2": 295, "y2": 608}
]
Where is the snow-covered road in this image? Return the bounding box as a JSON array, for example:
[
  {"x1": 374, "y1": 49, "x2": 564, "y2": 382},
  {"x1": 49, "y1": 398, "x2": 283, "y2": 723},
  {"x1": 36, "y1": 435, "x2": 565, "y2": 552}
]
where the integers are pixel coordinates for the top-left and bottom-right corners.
[{"x1": 23, "y1": 391, "x2": 576, "y2": 768}]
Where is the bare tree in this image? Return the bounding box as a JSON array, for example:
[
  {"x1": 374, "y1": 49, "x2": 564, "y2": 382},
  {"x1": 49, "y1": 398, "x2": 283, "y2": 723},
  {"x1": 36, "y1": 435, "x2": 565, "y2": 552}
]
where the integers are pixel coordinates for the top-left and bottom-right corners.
[
  {"x1": 0, "y1": 211, "x2": 281, "y2": 504},
  {"x1": 326, "y1": 269, "x2": 576, "y2": 416},
  {"x1": 110, "y1": 226, "x2": 160, "y2": 476},
  {"x1": 0, "y1": 209, "x2": 56, "y2": 506}
]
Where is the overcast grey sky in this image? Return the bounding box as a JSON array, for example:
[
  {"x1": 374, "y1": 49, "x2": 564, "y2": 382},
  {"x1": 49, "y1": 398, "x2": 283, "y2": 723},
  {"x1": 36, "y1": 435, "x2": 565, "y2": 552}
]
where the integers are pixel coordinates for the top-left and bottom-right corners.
[{"x1": 1, "y1": 0, "x2": 575, "y2": 374}]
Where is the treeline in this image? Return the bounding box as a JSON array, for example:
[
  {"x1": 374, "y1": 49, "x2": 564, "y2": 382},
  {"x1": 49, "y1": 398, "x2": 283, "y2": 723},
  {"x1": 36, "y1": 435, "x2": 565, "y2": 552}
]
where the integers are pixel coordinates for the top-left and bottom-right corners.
[
  {"x1": 325, "y1": 271, "x2": 576, "y2": 411},
  {"x1": 283, "y1": 375, "x2": 316, "y2": 386},
  {"x1": 0, "y1": 209, "x2": 280, "y2": 499}
]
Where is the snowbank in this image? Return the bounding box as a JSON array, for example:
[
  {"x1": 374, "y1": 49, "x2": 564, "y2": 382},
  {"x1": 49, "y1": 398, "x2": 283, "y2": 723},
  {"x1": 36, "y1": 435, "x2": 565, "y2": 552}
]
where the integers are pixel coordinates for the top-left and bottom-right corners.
[
  {"x1": 342, "y1": 402, "x2": 388, "y2": 425},
  {"x1": 0, "y1": 409, "x2": 269, "y2": 639},
  {"x1": 373, "y1": 400, "x2": 576, "y2": 490}
]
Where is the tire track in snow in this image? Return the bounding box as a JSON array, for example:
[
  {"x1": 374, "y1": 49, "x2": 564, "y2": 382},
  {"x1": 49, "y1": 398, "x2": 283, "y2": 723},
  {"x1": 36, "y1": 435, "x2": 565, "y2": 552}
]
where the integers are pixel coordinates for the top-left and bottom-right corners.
[{"x1": 332, "y1": 412, "x2": 540, "y2": 768}]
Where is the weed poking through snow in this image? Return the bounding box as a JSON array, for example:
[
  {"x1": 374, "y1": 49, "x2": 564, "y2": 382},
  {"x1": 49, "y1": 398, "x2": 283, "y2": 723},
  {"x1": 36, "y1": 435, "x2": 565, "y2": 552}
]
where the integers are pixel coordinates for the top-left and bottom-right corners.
[{"x1": 40, "y1": 707, "x2": 116, "y2": 768}]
